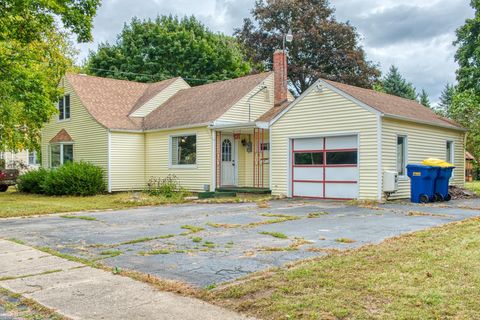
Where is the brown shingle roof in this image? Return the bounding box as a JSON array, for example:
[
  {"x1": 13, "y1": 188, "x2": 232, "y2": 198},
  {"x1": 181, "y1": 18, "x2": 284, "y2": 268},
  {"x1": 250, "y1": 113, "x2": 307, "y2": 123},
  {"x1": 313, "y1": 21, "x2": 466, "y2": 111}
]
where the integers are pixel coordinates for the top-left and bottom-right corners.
[
  {"x1": 50, "y1": 129, "x2": 73, "y2": 143},
  {"x1": 144, "y1": 72, "x2": 273, "y2": 130},
  {"x1": 257, "y1": 101, "x2": 290, "y2": 122},
  {"x1": 66, "y1": 74, "x2": 178, "y2": 130},
  {"x1": 321, "y1": 79, "x2": 464, "y2": 130}
]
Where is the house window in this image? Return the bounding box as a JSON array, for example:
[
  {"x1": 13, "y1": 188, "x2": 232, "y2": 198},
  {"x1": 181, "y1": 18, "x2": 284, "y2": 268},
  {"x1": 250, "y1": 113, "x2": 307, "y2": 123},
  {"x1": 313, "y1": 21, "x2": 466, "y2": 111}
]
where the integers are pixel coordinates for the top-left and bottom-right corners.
[
  {"x1": 50, "y1": 144, "x2": 73, "y2": 168},
  {"x1": 28, "y1": 151, "x2": 39, "y2": 166},
  {"x1": 260, "y1": 143, "x2": 270, "y2": 151},
  {"x1": 397, "y1": 136, "x2": 407, "y2": 177},
  {"x1": 446, "y1": 141, "x2": 454, "y2": 164},
  {"x1": 171, "y1": 135, "x2": 196, "y2": 166},
  {"x1": 58, "y1": 95, "x2": 70, "y2": 121}
]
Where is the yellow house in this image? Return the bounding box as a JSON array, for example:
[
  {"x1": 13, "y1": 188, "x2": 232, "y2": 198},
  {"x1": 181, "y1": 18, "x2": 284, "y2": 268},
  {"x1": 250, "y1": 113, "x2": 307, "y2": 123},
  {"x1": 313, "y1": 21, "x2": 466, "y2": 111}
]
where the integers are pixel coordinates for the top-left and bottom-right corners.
[{"x1": 41, "y1": 50, "x2": 466, "y2": 201}]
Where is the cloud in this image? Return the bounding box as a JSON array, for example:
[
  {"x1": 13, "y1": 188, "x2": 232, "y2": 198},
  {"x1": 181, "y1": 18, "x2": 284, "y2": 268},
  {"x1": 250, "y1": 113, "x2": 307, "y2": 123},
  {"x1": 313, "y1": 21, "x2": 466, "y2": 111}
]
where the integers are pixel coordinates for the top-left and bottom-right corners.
[{"x1": 74, "y1": 0, "x2": 473, "y2": 102}]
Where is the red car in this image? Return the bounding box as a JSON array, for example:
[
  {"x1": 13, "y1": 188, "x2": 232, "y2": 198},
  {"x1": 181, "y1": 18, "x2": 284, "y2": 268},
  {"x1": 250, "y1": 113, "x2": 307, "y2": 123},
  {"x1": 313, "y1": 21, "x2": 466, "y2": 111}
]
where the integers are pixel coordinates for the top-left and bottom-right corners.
[{"x1": 0, "y1": 169, "x2": 18, "y2": 192}]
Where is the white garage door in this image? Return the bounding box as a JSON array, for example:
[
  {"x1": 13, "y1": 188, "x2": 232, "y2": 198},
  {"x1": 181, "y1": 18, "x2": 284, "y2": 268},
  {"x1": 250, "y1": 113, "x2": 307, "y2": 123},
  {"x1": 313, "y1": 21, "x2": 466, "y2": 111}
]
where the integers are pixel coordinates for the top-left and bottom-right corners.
[{"x1": 291, "y1": 135, "x2": 358, "y2": 199}]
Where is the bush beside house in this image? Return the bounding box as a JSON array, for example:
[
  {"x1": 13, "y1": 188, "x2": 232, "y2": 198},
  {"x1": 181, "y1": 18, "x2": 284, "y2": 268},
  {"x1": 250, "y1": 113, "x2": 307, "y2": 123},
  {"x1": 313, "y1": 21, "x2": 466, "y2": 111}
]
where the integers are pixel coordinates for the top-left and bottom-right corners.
[{"x1": 17, "y1": 162, "x2": 105, "y2": 196}]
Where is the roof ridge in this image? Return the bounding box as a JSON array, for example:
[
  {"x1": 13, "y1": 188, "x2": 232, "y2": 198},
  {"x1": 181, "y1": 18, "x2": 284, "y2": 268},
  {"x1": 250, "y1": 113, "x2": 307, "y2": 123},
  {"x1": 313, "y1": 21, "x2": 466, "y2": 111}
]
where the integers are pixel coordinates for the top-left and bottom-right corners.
[
  {"x1": 66, "y1": 72, "x2": 150, "y2": 87},
  {"x1": 181, "y1": 72, "x2": 273, "y2": 91}
]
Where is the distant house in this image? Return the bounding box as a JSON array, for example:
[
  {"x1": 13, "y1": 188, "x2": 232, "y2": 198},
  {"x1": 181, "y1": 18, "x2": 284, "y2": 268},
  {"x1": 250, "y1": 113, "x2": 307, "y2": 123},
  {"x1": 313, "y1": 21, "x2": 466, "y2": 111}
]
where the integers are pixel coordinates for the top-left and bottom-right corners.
[
  {"x1": 0, "y1": 150, "x2": 40, "y2": 169},
  {"x1": 466, "y1": 151, "x2": 475, "y2": 182},
  {"x1": 41, "y1": 50, "x2": 466, "y2": 201}
]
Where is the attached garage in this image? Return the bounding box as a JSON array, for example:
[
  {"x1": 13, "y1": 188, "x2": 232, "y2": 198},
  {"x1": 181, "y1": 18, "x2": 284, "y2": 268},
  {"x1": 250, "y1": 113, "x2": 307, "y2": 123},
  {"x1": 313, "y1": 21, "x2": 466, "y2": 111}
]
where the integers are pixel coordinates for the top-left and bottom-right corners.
[
  {"x1": 291, "y1": 135, "x2": 358, "y2": 199},
  {"x1": 263, "y1": 77, "x2": 466, "y2": 202}
]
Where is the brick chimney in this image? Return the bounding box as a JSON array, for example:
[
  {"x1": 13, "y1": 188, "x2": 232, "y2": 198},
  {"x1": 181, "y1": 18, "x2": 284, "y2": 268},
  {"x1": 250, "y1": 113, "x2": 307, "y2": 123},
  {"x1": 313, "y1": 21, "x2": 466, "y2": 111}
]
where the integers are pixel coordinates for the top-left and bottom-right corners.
[{"x1": 273, "y1": 50, "x2": 288, "y2": 106}]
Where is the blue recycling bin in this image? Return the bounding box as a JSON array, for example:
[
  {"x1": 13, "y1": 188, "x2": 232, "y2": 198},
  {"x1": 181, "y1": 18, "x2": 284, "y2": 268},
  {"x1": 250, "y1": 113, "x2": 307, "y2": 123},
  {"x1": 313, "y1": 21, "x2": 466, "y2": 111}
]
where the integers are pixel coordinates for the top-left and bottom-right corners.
[
  {"x1": 406, "y1": 164, "x2": 438, "y2": 203},
  {"x1": 434, "y1": 167, "x2": 455, "y2": 201}
]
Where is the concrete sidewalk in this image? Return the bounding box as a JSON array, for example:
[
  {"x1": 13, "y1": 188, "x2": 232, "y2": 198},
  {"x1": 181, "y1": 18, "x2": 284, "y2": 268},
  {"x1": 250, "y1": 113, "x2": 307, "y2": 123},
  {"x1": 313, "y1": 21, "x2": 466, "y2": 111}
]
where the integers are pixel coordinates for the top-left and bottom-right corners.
[{"x1": 0, "y1": 240, "x2": 251, "y2": 320}]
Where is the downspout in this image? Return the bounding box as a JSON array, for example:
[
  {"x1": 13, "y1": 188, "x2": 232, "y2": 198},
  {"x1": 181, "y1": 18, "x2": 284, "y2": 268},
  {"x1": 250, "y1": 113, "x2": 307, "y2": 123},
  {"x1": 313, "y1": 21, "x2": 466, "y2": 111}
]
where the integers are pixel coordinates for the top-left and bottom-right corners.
[
  {"x1": 107, "y1": 129, "x2": 112, "y2": 193},
  {"x1": 247, "y1": 85, "x2": 267, "y2": 122}
]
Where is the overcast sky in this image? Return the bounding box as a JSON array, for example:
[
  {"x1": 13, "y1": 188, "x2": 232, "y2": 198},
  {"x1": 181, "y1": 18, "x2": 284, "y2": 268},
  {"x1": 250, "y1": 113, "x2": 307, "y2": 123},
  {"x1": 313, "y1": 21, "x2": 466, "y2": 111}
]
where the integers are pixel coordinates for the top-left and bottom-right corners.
[{"x1": 75, "y1": 0, "x2": 473, "y2": 103}]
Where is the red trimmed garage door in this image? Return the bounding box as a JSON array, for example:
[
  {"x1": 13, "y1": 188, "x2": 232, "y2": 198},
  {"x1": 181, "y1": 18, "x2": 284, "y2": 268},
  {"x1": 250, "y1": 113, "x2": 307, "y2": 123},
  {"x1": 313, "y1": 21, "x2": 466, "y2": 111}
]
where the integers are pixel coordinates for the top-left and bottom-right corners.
[{"x1": 291, "y1": 135, "x2": 359, "y2": 200}]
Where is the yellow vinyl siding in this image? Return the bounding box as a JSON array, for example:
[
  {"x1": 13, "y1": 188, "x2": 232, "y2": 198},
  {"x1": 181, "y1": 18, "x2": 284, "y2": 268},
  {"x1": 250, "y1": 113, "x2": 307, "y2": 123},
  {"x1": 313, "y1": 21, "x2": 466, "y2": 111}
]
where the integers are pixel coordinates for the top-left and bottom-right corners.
[
  {"x1": 130, "y1": 78, "x2": 190, "y2": 117},
  {"x1": 236, "y1": 133, "x2": 269, "y2": 188},
  {"x1": 41, "y1": 78, "x2": 108, "y2": 177},
  {"x1": 270, "y1": 86, "x2": 379, "y2": 200},
  {"x1": 145, "y1": 127, "x2": 213, "y2": 192},
  {"x1": 382, "y1": 117, "x2": 465, "y2": 200},
  {"x1": 110, "y1": 132, "x2": 145, "y2": 191},
  {"x1": 217, "y1": 74, "x2": 274, "y2": 123}
]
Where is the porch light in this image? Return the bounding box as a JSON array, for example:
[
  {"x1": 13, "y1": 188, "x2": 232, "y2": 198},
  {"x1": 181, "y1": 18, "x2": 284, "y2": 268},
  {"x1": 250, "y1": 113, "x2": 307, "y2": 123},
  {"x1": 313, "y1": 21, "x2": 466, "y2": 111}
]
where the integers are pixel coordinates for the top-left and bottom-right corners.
[{"x1": 285, "y1": 29, "x2": 293, "y2": 43}]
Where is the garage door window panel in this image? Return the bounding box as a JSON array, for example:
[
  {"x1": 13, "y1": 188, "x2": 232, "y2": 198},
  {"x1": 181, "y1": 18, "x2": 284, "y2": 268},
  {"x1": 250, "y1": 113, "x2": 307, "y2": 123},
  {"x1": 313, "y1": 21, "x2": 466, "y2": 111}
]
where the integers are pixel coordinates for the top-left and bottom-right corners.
[
  {"x1": 294, "y1": 152, "x2": 323, "y2": 166},
  {"x1": 326, "y1": 151, "x2": 357, "y2": 165}
]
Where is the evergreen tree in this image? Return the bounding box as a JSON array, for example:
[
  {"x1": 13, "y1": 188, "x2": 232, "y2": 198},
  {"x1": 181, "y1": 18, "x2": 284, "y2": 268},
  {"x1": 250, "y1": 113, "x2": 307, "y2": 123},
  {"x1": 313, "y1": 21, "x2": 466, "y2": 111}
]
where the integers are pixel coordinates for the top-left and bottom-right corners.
[
  {"x1": 381, "y1": 66, "x2": 417, "y2": 100},
  {"x1": 438, "y1": 83, "x2": 455, "y2": 116},
  {"x1": 418, "y1": 89, "x2": 431, "y2": 108}
]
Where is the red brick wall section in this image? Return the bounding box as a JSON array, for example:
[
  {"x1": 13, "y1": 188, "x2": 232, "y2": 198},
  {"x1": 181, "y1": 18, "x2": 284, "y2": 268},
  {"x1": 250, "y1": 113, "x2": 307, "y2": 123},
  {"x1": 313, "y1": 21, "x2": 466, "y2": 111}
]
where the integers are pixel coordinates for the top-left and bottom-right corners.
[{"x1": 273, "y1": 50, "x2": 288, "y2": 106}]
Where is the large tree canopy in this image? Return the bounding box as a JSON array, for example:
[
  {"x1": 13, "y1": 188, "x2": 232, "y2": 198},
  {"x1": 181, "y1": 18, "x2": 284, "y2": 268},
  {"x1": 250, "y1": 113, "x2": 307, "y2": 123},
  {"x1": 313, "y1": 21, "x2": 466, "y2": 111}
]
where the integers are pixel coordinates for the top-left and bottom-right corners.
[
  {"x1": 454, "y1": 0, "x2": 480, "y2": 94},
  {"x1": 0, "y1": 0, "x2": 100, "y2": 151},
  {"x1": 235, "y1": 0, "x2": 380, "y2": 95},
  {"x1": 86, "y1": 16, "x2": 252, "y2": 84}
]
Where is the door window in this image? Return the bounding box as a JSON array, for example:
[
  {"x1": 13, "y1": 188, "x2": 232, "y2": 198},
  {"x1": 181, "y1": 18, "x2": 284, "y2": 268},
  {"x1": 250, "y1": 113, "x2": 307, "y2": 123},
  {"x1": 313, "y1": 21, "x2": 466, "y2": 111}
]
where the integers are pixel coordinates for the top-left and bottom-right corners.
[{"x1": 222, "y1": 139, "x2": 232, "y2": 162}]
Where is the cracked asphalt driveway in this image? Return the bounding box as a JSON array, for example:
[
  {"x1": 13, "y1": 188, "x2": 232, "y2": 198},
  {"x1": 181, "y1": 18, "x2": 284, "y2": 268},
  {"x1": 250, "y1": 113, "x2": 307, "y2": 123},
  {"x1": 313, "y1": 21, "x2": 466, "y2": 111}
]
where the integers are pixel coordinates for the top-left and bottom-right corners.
[{"x1": 1, "y1": 199, "x2": 480, "y2": 287}]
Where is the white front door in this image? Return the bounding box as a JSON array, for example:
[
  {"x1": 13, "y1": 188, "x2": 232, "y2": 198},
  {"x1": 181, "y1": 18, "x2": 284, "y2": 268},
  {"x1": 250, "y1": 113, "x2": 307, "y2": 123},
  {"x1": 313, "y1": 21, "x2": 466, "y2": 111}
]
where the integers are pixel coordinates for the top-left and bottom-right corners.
[{"x1": 221, "y1": 135, "x2": 236, "y2": 186}]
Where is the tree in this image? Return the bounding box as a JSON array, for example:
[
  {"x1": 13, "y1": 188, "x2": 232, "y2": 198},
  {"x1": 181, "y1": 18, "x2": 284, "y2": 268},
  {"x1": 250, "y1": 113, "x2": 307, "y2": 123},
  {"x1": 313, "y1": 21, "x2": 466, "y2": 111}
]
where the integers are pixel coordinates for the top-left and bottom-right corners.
[
  {"x1": 0, "y1": 0, "x2": 100, "y2": 151},
  {"x1": 454, "y1": 0, "x2": 480, "y2": 94},
  {"x1": 379, "y1": 66, "x2": 417, "y2": 100},
  {"x1": 418, "y1": 89, "x2": 431, "y2": 108},
  {"x1": 235, "y1": 0, "x2": 380, "y2": 95},
  {"x1": 86, "y1": 16, "x2": 252, "y2": 84},
  {"x1": 438, "y1": 83, "x2": 456, "y2": 116},
  {"x1": 450, "y1": 90, "x2": 480, "y2": 158}
]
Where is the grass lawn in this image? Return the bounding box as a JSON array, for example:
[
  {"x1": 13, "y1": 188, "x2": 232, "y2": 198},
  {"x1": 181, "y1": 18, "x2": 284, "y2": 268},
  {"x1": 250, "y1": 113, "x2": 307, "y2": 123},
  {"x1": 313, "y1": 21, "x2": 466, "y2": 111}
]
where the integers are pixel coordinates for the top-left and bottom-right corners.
[
  {"x1": 207, "y1": 217, "x2": 480, "y2": 319},
  {"x1": 465, "y1": 181, "x2": 480, "y2": 195},
  {"x1": 0, "y1": 188, "x2": 271, "y2": 219}
]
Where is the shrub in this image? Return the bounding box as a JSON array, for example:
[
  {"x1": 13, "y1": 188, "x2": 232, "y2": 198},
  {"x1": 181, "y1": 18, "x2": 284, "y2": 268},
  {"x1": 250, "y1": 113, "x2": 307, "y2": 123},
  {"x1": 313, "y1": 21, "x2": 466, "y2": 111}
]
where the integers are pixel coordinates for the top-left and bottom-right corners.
[
  {"x1": 42, "y1": 162, "x2": 106, "y2": 196},
  {"x1": 17, "y1": 168, "x2": 49, "y2": 194},
  {"x1": 145, "y1": 174, "x2": 186, "y2": 198}
]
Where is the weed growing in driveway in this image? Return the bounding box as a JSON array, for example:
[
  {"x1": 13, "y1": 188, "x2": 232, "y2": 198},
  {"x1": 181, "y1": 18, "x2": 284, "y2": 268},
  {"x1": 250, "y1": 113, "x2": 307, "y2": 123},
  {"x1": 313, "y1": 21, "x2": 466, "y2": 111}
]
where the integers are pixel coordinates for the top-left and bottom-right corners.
[
  {"x1": 259, "y1": 231, "x2": 288, "y2": 239},
  {"x1": 207, "y1": 222, "x2": 241, "y2": 228},
  {"x1": 335, "y1": 238, "x2": 356, "y2": 244},
  {"x1": 407, "y1": 211, "x2": 452, "y2": 218},
  {"x1": 192, "y1": 237, "x2": 202, "y2": 243},
  {"x1": 181, "y1": 225, "x2": 205, "y2": 234},
  {"x1": 119, "y1": 234, "x2": 175, "y2": 245},
  {"x1": 7, "y1": 238, "x2": 25, "y2": 245},
  {"x1": 246, "y1": 214, "x2": 300, "y2": 227},
  {"x1": 99, "y1": 250, "x2": 123, "y2": 258},
  {"x1": 258, "y1": 238, "x2": 313, "y2": 252},
  {"x1": 0, "y1": 269, "x2": 62, "y2": 281},
  {"x1": 308, "y1": 212, "x2": 329, "y2": 218},
  {"x1": 60, "y1": 215, "x2": 97, "y2": 221},
  {"x1": 203, "y1": 241, "x2": 216, "y2": 248},
  {"x1": 138, "y1": 249, "x2": 170, "y2": 256}
]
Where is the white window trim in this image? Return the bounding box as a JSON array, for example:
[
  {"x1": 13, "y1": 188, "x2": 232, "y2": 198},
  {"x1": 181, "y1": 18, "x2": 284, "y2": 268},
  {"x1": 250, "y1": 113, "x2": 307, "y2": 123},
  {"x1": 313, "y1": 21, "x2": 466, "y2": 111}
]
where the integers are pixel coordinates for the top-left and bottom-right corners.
[
  {"x1": 57, "y1": 94, "x2": 71, "y2": 122},
  {"x1": 168, "y1": 133, "x2": 198, "y2": 169},
  {"x1": 397, "y1": 135, "x2": 408, "y2": 180},
  {"x1": 446, "y1": 140, "x2": 455, "y2": 164},
  {"x1": 49, "y1": 143, "x2": 74, "y2": 168}
]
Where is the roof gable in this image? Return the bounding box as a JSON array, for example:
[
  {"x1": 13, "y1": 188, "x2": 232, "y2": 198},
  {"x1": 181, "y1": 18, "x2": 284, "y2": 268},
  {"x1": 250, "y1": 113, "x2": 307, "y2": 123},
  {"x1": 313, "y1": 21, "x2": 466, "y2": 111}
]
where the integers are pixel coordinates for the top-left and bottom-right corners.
[
  {"x1": 65, "y1": 74, "x2": 179, "y2": 130},
  {"x1": 143, "y1": 72, "x2": 273, "y2": 130},
  {"x1": 50, "y1": 129, "x2": 73, "y2": 143},
  {"x1": 269, "y1": 78, "x2": 465, "y2": 131}
]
